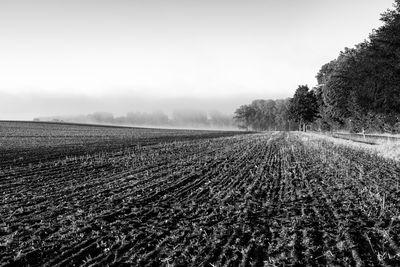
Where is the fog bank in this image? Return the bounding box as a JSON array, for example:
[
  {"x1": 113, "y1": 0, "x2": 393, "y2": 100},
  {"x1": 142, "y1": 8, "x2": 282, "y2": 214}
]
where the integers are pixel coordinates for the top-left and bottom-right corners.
[
  {"x1": 0, "y1": 91, "x2": 267, "y2": 121},
  {"x1": 35, "y1": 109, "x2": 237, "y2": 130}
]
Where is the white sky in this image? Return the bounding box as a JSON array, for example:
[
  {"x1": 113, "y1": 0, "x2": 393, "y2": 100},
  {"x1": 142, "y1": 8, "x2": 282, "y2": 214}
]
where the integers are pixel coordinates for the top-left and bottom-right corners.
[{"x1": 0, "y1": 0, "x2": 395, "y2": 118}]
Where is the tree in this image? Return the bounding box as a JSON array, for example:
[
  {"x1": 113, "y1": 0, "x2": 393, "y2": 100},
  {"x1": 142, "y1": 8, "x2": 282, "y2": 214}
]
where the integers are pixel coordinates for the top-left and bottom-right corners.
[
  {"x1": 208, "y1": 110, "x2": 235, "y2": 128},
  {"x1": 234, "y1": 100, "x2": 285, "y2": 131},
  {"x1": 288, "y1": 85, "x2": 319, "y2": 131},
  {"x1": 275, "y1": 98, "x2": 293, "y2": 131},
  {"x1": 234, "y1": 105, "x2": 256, "y2": 130}
]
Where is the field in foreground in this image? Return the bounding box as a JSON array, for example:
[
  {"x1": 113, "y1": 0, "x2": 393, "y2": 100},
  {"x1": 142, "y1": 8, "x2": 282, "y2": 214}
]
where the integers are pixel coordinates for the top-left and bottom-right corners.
[{"x1": 1, "y1": 122, "x2": 400, "y2": 266}]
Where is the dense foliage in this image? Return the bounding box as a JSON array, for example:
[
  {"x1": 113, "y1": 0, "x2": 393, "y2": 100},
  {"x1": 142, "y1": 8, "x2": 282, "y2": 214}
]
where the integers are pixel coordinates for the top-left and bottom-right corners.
[
  {"x1": 288, "y1": 85, "x2": 319, "y2": 131},
  {"x1": 310, "y1": 0, "x2": 400, "y2": 133},
  {"x1": 234, "y1": 99, "x2": 296, "y2": 131},
  {"x1": 235, "y1": 0, "x2": 400, "y2": 133}
]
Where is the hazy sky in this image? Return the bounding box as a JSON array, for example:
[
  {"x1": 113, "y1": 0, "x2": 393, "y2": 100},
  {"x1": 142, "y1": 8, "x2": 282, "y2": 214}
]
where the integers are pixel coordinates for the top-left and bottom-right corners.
[{"x1": 0, "y1": 0, "x2": 394, "y2": 119}]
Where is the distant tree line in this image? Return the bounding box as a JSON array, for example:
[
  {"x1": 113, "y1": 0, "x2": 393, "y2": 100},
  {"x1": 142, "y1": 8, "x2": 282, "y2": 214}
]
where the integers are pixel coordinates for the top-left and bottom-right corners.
[
  {"x1": 36, "y1": 110, "x2": 236, "y2": 129},
  {"x1": 235, "y1": 0, "x2": 400, "y2": 133}
]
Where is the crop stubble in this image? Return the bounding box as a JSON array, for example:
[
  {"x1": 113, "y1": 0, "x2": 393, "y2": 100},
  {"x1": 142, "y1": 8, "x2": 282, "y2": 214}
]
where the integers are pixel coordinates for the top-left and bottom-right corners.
[{"x1": 1, "y1": 123, "x2": 400, "y2": 266}]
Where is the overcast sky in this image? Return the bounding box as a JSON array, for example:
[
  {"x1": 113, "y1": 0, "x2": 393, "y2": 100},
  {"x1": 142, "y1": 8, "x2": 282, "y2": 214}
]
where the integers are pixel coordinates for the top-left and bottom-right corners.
[{"x1": 0, "y1": 0, "x2": 394, "y2": 119}]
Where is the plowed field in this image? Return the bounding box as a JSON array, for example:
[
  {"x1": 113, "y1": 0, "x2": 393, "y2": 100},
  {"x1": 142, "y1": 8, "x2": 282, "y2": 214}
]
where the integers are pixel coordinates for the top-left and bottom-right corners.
[{"x1": 1, "y1": 122, "x2": 400, "y2": 266}]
